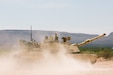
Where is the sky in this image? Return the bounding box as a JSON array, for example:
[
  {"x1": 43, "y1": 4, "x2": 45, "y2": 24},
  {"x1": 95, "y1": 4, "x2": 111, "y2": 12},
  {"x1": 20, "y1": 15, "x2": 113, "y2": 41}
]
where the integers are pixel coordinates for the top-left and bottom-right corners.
[{"x1": 0, "y1": 0, "x2": 113, "y2": 35}]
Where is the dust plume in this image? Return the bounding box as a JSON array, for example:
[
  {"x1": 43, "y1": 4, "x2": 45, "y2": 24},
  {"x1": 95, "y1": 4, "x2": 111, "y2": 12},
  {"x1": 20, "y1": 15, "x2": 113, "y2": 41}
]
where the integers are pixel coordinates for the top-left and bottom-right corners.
[{"x1": 0, "y1": 44, "x2": 94, "y2": 75}]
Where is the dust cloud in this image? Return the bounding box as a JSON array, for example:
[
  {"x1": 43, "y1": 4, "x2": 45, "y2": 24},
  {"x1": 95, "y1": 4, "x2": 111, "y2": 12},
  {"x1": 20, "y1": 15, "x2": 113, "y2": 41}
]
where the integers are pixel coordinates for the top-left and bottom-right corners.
[
  {"x1": 0, "y1": 45, "x2": 113, "y2": 75},
  {"x1": 0, "y1": 44, "x2": 93, "y2": 75}
]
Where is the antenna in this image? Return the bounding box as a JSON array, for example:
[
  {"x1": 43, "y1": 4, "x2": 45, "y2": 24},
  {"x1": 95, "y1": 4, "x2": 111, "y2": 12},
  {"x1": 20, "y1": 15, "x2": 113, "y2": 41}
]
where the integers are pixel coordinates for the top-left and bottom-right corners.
[{"x1": 30, "y1": 26, "x2": 33, "y2": 42}]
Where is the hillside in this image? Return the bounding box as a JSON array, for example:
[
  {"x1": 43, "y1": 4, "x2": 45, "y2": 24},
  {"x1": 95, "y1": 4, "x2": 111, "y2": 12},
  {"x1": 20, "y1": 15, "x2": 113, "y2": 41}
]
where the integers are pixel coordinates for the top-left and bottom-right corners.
[{"x1": 0, "y1": 30, "x2": 113, "y2": 48}]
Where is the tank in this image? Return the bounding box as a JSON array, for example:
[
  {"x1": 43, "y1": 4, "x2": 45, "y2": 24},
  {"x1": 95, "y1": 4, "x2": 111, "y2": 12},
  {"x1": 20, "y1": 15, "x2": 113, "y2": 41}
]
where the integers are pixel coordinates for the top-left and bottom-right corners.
[
  {"x1": 17, "y1": 27, "x2": 106, "y2": 64},
  {"x1": 19, "y1": 33, "x2": 106, "y2": 53}
]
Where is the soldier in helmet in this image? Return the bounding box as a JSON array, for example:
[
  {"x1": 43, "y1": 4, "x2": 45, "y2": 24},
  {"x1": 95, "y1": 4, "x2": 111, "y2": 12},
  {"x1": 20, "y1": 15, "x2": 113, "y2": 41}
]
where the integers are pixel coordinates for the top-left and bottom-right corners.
[{"x1": 54, "y1": 33, "x2": 59, "y2": 42}]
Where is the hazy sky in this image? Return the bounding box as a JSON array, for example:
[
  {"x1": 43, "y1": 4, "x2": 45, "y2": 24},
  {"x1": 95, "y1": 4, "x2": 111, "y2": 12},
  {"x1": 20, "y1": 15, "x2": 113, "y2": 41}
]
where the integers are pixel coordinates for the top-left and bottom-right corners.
[{"x1": 0, "y1": 0, "x2": 113, "y2": 35}]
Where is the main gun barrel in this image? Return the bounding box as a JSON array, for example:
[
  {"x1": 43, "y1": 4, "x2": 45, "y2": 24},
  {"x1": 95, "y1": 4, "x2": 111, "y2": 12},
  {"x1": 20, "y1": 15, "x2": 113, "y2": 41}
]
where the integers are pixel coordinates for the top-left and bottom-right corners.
[{"x1": 76, "y1": 33, "x2": 106, "y2": 47}]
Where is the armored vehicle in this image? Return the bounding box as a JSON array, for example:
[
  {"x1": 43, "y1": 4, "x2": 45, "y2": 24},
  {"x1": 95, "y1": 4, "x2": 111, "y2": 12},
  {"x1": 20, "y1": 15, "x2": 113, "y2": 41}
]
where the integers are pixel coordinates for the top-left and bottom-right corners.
[
  {"x1": 19, "y1": 32, "x2": 106, "y2": 53},
  {"x1": 18, "y1": 27, "x2": 106, "y2": 64}
]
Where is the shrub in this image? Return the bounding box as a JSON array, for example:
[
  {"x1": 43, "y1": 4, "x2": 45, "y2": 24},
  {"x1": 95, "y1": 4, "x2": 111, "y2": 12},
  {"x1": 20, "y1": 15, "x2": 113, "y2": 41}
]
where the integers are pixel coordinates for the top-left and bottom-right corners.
[{"x1": 97, "y1": 49, "x2": 112, "y2": 59}]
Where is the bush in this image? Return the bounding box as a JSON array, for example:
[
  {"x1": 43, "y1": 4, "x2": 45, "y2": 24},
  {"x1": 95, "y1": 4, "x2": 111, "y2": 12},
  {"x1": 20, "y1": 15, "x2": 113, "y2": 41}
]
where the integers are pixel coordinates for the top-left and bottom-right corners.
[
  {"x1": 80, "y1": 47, "x2": 113, "y2": 59},
  {"x1": 97, "y1": 49, "x2": 112, "y2": 59}
]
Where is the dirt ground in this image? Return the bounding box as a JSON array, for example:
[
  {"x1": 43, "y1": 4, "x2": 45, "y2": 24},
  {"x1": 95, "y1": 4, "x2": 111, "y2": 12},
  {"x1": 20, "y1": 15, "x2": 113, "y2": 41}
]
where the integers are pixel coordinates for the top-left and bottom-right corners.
[
  {"x1": 0, "y1": 50, "x2": 113, "y2": 75},
  {"x1": 73, "y1": 60, "x2": 113, "y2": 75},
  {"x1": 0, "y1": 56, "x2": 113, "y2": 75}
]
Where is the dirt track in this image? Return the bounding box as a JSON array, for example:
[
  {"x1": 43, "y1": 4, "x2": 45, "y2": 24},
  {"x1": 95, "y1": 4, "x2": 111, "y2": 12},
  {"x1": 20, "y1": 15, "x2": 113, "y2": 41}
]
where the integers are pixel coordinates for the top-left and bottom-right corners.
[
  {"x1": 0, "y1": 50, "x2": 113, "y2": 75},
  {"x1": 0, "y1": 54, "x2": 113, "y2": 75},
  {"x1": 74, "y1": 60, "x2": 113, "y2": 75}
]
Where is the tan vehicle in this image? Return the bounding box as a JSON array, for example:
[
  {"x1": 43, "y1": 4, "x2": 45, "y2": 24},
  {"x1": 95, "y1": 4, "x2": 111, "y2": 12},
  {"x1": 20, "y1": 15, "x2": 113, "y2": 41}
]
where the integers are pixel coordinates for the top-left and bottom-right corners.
[
  {"x1": 19, "y1": 33, "x2": 106, "y2": 53},
  {"x1": 18, "y1": 27, "x2": 106, "y2": 64}
]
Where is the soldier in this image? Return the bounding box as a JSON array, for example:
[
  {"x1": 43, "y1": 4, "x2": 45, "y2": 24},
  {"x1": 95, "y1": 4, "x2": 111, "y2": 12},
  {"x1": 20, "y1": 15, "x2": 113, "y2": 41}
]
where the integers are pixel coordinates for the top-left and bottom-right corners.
[
  {"x1": 54, "y1": 33, "x2": 59, "y2": 42},
  {"x1": 62, "y1": 37, "x2": 67, "y2": 42},
  {"x1": 44, "y1": 36, "x2": 49, "y2": 43}
]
